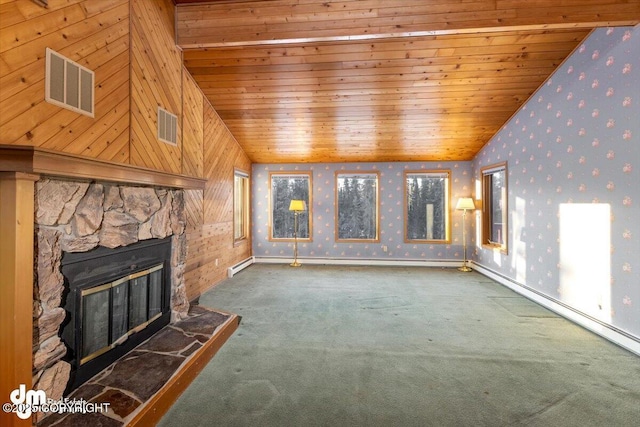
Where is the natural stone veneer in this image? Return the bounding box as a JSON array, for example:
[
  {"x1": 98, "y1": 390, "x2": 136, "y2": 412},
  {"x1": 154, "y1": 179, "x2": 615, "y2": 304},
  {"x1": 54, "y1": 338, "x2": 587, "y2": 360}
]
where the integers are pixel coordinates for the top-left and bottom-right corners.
[
  {"x1": 36, "y1": 306, "x2": 232, "y2": 426},
  {"x1": 32, "y1": 178, "x2": 189, "y2": 421}
]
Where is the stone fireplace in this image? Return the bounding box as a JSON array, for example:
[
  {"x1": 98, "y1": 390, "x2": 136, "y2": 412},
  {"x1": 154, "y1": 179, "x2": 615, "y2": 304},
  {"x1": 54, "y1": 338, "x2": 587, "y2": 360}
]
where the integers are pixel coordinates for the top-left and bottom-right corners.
[
  {"x1": 32, "y1": 178, "x2": 190, "y2": 404},
  {"x1": 61, "y1": 236, "x2": 173, "y2": 391}
]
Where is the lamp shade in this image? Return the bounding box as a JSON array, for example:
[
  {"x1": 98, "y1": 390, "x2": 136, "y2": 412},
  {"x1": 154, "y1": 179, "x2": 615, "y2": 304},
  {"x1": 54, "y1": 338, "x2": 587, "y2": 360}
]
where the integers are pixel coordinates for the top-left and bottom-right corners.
[
  {"x1": 455, "y1": 197, "x2": 475, "y2": 210},
  {"x1": 289, "y1": 200, "x2": 307, "y2": 212}
]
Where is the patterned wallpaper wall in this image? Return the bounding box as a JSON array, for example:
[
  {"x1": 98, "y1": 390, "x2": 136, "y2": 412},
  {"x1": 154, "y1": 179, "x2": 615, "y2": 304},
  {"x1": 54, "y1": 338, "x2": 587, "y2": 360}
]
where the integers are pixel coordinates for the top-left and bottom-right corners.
[
  {"x1": 252, "y1": 162, "x2": 474, "y2": 262},
  {"x1": 472, "y1": 27, "x2": 639, "y2": 339}
]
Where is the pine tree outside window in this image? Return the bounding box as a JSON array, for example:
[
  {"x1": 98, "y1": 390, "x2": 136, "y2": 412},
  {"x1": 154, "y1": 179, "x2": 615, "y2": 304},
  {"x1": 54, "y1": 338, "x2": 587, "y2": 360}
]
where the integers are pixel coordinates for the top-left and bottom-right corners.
[
  {"x1": 404, "y1": 170, "x2": 451, "y2": 243},
  {"x1": 269, "y1": 172, "x2": 312, "y2": 240},
  {"x1": 335, "y1": 172, "x2": 380, "y2": 242}
]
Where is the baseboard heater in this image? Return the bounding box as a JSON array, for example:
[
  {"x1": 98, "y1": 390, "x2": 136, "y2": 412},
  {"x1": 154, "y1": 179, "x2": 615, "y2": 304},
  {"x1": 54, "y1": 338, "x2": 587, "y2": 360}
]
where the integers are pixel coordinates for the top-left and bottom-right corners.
[
  {"x1": 472, "y1": 262, "x2": 640, "y2": 357},
  {"x1": 227, "y1": 256, "x2": 254, "y2": 278},
  {"x1": 254, "y1": 257, "x2": 460, "y2": 268}
]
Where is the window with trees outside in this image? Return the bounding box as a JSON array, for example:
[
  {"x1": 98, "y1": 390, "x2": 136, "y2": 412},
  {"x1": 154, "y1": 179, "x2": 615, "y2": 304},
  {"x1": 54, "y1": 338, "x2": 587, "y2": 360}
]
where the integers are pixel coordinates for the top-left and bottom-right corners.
[
  {"x1": 404, "y1": 170, "x2": 450, "y2": 242},
  {"x1": 233, "y1": 170, "x2": 249, "y2": 243},
  {"x1": 481, "y1": 162, "x2": 508, "y2": 252},
  {"x1": 269, "y1": 172, "x2": 311, "y2": 240},
  {"x1": 336, "y1": 172, "x2": 379, "y2": 242}
]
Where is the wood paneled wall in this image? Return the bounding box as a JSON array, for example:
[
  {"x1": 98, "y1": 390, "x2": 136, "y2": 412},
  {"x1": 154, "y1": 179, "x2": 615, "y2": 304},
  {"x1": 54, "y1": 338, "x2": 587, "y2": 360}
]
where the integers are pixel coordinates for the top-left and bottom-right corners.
[
  {"x1": 0, "y1": 0, "x2": 130, "y2": 163},
  {"x1": 130, "y1": 0, "x2": 182, "y2": 173},
  {"x1": 184, "y1": 101, "x2": 252, "y2": 301},
  {"x1": 182, "y1": 69, "x2": 204, "y2": 178},
  {"x1": 1, "y1": 0, "x2": 252, "y2": 308}
]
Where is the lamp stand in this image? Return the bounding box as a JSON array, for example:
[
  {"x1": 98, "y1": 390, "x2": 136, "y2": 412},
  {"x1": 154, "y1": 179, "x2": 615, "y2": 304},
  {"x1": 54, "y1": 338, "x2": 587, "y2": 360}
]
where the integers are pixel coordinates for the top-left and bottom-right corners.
[
  {"x1": 290, "y1": 211, "x2": 301, "y2": 267},
  {"x1": 458, "y1": 208, "x2": 472, "y2": 272}
]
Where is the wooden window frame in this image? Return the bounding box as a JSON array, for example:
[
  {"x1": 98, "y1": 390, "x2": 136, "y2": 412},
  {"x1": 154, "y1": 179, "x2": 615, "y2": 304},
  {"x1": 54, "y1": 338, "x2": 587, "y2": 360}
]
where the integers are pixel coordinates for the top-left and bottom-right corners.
[
  {"x1": 403, "y1": 170, "x2": 451, "y2": 244},
  {"x1": 481, "y1": 162, "x2": 508, "y2": 254},
  {"x1": 233, "y1": 169, "x2": 250, "y2": 245},
  {"x1": 335, "y1": 171, "x2": 380, "y2": 243},
  {"x1": 268, "y1": 171, "x2": 313, "y2": 242}
]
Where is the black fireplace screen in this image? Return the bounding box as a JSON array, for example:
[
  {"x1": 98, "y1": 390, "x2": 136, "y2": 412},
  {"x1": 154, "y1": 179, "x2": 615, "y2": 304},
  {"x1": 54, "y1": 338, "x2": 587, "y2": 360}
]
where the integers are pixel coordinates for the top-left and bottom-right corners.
[
  {"x1": 61, "y1": 237, "x2": 172, "y2": 392},
  {"x1": 80, "y1": 264, "x2": 164, "y2": 365}
]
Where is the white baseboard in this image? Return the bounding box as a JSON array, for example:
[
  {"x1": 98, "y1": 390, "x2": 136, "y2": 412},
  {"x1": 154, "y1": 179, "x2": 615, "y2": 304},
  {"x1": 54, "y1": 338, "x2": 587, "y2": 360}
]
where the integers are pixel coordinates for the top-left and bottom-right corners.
[
  {"x1": 254, "y1": 256, "x2": 461, "y2": 268},
  {"x1": 227, "y1": 256, "x2": 255, "y2": 278},
  {"x1": 472, "y1": 262, "x2": 640, "y2": 356}
]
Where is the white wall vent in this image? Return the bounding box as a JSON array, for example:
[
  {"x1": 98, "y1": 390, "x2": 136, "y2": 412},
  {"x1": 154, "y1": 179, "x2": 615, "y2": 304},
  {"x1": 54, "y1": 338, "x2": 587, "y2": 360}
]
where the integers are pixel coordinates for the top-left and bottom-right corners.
[
  {"x1": 157, "y1": 107, "x2": 178, "y2": 145},
  {"x1": 45, "y1": 48, "x2": 94, "y2": 117}
]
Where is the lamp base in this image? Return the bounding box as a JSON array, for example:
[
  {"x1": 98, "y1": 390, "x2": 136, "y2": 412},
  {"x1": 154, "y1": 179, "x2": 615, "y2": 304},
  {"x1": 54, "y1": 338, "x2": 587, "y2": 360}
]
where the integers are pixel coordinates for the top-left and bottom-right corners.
[
  {"x1": 458, "y1": 265, "x2": 472, "y2": 272},
  {"x1": 290, "y1": 261, "x2": 302, "y2": 267}
]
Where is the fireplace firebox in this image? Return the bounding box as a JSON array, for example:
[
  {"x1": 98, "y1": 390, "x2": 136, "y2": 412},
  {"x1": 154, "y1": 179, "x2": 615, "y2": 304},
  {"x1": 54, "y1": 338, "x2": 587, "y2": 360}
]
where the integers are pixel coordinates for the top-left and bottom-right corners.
[{"x1": 60, "y1": 237, "x2": 172, "y2": 391}]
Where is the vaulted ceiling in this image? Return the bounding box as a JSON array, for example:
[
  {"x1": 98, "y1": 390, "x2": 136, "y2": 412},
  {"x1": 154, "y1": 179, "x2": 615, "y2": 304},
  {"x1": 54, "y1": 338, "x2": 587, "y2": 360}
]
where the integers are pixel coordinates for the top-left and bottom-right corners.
[{"x1": 174, "y1": 0, "x2": 639, "y2": 163}]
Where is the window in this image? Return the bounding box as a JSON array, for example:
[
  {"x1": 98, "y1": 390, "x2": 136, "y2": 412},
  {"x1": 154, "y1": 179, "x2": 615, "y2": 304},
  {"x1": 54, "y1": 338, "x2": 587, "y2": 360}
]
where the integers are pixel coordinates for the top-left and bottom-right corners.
[
  {"x1": 336, "y1": 172, "x2": 379, "y2": 242},
  {"x1": 404, "y1": 170, "x2": 450, "y2": 242},
  {"x1": 234, "y1": 170, "x2": 249, "y2": 243},
  {"x1": 481, "y1": 162, "x2": 507, "y2": 252},
  {"x1": 269, "y1": 172, "x2": 312, "y2": 240}
]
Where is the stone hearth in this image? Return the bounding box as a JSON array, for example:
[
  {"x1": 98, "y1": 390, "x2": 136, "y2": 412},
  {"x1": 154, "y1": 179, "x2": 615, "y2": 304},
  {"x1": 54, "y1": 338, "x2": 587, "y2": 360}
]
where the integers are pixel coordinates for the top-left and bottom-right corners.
[
  {"x1": 32, "y1": 178, "x2": 191, "y2": 423},
  {"x1": 37, "y1": 305, "x2": 237, "y2": 426}
]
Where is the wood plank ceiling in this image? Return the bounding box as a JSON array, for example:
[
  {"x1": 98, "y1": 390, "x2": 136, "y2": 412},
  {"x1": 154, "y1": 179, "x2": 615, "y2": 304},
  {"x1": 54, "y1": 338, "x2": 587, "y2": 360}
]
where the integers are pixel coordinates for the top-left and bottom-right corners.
[{"x1": 175, "y1": 0, "x2": 639, "y2": 163}]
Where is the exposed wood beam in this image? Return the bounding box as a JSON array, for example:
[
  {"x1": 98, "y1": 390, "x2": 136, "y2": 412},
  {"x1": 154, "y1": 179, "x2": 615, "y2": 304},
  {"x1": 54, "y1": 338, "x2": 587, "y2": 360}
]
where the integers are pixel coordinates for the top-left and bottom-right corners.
[{"x1": 176, "y1": 0, "x2": 639, "y2": 48}]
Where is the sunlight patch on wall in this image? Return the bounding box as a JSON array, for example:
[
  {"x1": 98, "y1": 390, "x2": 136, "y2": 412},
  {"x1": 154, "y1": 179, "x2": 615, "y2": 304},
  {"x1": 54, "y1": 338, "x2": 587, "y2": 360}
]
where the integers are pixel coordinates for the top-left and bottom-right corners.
[
  {"x1": 559, "y1": 203, "x2": 611, "y2": 323},
  {"x1": 492, "y1": 245, "x2": 502, "y2": 267},
  {"x1": 512, "y1": 197, "x2": 526, "y2": 284}
]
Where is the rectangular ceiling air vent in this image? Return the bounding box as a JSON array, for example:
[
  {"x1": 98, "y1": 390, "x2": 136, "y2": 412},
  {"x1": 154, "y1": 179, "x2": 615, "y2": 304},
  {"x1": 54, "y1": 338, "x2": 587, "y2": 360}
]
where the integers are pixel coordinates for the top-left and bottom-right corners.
[
  {"x1": 157, "y1": 107, "x2": 178, "y2": 146},
  {"x1": 45, "y1": 48, "x2": 94, "y2": 117}
]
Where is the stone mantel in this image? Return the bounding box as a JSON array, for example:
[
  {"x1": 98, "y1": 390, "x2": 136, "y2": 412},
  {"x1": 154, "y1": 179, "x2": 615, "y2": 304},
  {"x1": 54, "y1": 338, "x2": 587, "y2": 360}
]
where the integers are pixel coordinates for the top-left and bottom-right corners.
[{"x1": 0, "y1": 145, "x2": 206, "y2": 189}]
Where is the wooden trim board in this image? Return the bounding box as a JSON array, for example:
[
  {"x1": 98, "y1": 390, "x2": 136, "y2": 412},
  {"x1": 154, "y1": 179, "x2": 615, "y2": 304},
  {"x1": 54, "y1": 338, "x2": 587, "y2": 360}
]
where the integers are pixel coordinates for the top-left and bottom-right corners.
[
  {"x1": 0, "y1": 172, "x2": 39, "y2": 427},
  {"x1": 0, "y1": 145, "x2": 206, "y2": 190}
]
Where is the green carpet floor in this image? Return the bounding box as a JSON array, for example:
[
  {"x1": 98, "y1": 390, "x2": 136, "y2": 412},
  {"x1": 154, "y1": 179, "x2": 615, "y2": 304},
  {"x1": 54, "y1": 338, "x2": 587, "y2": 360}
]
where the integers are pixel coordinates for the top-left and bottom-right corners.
[{"x1": 159, "y1": 264, "x2": 640, "y2": 427}]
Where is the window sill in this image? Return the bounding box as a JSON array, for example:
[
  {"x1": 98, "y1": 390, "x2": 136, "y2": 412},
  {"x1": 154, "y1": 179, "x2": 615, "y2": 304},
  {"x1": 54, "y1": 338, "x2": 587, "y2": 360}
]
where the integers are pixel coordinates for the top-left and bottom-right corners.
[
  {"x1": 335, "y1": 238, "x2": 381, "y2": 243},
  {"x1": 404, "y1": 239, "x2": 451, "y2": 244},
  {"x1": 234, "y1": 237, "x2": 248, "y2": 247},
  {"x1": 482, "y1": 243, "x2": 508, "y2": 255}
]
